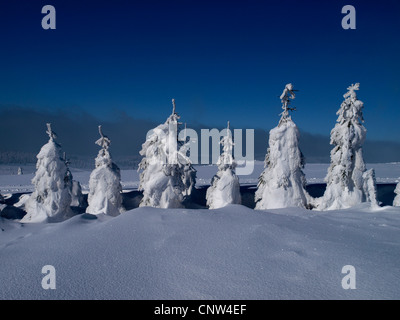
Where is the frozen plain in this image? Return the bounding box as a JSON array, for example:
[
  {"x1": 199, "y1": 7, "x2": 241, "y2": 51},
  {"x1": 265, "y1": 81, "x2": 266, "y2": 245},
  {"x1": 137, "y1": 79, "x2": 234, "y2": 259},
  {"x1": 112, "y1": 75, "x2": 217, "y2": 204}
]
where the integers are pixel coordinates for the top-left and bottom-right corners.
[{"x1": 1, "y1": 161, "x2": 400, "y2": 193}]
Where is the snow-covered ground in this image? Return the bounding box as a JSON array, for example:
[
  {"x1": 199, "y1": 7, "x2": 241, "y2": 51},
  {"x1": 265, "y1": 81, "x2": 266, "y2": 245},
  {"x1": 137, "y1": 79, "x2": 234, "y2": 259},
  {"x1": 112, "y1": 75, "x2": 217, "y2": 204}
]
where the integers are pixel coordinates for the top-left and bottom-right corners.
[
  {"x1": 1, "y1": 162, "x2": 400, "y2": 194},
  {"x1": 1, "y1": 204, "x2": 399, "y2": 299},
  {"x1": 1, "y1": 162, "x2": 400, "y2": 300}
]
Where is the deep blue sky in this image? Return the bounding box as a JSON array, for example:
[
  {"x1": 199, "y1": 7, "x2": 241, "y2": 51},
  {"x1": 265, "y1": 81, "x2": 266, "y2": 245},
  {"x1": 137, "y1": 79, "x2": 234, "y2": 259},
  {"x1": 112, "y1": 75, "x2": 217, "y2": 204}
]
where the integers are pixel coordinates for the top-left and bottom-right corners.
[{"x1": 0, "y1": 0, "x2": 399, "y2": 141}]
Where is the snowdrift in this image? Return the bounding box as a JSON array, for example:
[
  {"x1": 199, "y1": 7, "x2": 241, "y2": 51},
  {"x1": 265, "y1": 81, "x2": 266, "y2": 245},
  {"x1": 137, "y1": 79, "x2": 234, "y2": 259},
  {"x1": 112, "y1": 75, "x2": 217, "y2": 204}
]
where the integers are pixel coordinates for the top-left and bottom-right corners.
[{"x1": 1, "y1": 204, "x2": 399, "y2": 299}]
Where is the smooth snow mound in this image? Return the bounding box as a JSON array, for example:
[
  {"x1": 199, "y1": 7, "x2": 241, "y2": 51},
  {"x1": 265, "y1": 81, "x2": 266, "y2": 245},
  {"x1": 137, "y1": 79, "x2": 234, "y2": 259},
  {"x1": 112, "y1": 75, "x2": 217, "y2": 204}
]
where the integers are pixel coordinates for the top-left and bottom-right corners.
[{"x1": 0, "y1": 205, "x2": 400, "y2": 299}]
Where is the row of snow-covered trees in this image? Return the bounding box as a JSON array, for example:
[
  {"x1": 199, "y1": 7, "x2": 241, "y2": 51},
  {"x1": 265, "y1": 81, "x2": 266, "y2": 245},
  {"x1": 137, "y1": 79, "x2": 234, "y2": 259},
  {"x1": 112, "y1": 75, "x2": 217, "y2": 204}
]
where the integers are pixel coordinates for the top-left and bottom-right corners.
[
  {"x1": 138, "y1": 99, "x2": 197, "y2": 208},
  {"x1": 21, "y1": 124, "x2": 123, "y2": 222},
  {"x1": 13, "y1": 82, "x2": 398, "y2": 223},
  {"x1": 138, "y1": 99, "x2": 240, "y2": 209},
  {"x1": 256, "y1": 83, "x2": 379, "y2": 211}
]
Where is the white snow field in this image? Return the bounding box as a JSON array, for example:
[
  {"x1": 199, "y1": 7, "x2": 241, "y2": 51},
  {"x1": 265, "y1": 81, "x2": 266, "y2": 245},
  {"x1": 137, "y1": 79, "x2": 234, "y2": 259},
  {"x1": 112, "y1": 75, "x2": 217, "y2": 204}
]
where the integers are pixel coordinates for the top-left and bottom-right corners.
[
  {"x1": 1, "y1": 163, "x2": 400, "y2": 299},
  {"x1": 0, "y1": 204, "x2": 400, "y2": 299}
]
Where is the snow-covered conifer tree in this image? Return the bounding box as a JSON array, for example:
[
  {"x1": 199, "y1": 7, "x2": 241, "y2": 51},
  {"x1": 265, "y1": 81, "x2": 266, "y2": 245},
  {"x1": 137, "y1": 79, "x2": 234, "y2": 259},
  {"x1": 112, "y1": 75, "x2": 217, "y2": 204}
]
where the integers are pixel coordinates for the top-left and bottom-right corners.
[
  {"x1": 255, "y1": 84, "x2": 311, "y2": 210},
  {"x1": 86, "y1": 126, "x2": 123, "y2": 216},
  {"x1": 316, "y1": 83, "x2": 378, "y2": 210},
  {"x1": 22, "y1": 123, "x2": 72, "y2": 223},
  {"x1": 17, "y1": 167, "x2": 23, "y2": 175},
  {"x1": 138, "y1": 99, "x2": 190, "y2": 208},
  {"x1": 206, "y1": 121, "x2": 241, "y2": 209}
]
